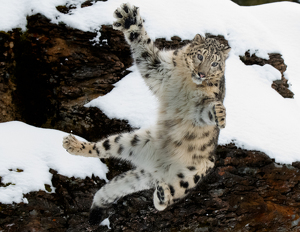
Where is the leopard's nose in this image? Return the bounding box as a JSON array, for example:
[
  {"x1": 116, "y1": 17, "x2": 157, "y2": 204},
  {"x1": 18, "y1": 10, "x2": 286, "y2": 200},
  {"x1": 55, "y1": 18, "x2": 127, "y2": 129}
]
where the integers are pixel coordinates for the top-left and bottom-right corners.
[{"x1": 198, "y1": 72, "x2": 206, "y2": 78}]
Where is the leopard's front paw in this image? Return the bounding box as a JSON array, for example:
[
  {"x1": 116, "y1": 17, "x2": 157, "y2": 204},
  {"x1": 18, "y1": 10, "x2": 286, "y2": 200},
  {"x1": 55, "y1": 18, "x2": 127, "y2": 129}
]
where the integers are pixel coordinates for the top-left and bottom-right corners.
[
  {"x1": 213, "y1": 102, "x2": 226, "y2": 129},
  {"x1": 113, "y1": 3, "x2": 142, "y2": 31},
  {"x1": 63, "y1": 134, "x2": 84, "y2": 156}
]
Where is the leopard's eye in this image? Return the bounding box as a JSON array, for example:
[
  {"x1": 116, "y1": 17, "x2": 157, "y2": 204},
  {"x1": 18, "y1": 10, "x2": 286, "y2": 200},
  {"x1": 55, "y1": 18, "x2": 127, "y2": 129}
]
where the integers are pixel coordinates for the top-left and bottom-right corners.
[
  {"x1": 212, "y1": 62, "x2": 218, "y2": 67},
  {"x1": 197, "y1": 54, "x2": 203, "y2": 61}
]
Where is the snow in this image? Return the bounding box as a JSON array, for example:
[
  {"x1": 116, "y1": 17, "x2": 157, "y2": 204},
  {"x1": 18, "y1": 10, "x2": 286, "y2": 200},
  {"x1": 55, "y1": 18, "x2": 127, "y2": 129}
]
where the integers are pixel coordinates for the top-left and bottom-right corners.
[
  {"x1": 100, "y1": 218, "x2": 111, "y2": 229},
  {"x1": 0, "y1": 0, "x2": 300, "y2": 205},
  {"x1": 85, "y1": 66, "x2": 159, "y2": 129},
  {"x1": 0, "y1": 121, "x2": 108, "y2": 204}
]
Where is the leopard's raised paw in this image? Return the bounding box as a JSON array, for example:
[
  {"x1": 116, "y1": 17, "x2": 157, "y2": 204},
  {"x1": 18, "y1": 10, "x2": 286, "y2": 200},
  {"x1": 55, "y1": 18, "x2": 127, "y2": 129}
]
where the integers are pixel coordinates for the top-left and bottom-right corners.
[{"x1": 113, "y1": 3, "x2": 142, "y2": 31}]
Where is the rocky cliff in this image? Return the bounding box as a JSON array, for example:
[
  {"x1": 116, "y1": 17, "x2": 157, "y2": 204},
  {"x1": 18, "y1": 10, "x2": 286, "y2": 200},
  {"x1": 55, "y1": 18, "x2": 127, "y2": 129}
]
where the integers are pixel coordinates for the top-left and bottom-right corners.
[{"x1": 0, "y1": 12, "x2": 299, "y2": 232}]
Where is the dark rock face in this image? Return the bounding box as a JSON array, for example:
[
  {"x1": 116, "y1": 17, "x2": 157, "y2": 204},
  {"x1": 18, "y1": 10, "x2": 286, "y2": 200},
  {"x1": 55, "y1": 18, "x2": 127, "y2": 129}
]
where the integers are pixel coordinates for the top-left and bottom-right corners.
[
  {"x1": 240, "y1": 52, "x2": 294, "y2": 99},
  {"x1": 0, "y1": 11, "x2": 299, "y2": 232},
  {"x1": 0, "y1": 14, "x2": 133, "y2": 141},
  {"x1": 2, "y1": 147, "x2": 300, "y2": 231},
  {"x1": 0, "y1": 30, "x2": 19, "y2": 122},
  {"x1": 0, "y1": 169, "x2": 106, "y2": 232},
  {"x1": 30, "y1": 14, "x2": 134, "y2": 140}
]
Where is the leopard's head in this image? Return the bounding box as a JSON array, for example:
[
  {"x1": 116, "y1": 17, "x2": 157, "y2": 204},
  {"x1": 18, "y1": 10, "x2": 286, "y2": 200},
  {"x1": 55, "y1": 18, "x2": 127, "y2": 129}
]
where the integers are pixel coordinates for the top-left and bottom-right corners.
[{"x1": 185, "y1": 34, "x2": 231, "y2": 85}]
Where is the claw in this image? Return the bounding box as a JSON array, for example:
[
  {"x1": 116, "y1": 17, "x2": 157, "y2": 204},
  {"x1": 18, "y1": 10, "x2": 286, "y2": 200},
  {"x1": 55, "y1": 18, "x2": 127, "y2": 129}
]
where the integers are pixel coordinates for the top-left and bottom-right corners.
[
  {"x1": 114, "y1": 9, "x2": 123, "y2": 18},
  {"x1": 113, "y1": 22, "x2": 121, "y2": 27},
  {"x1": 122, "y1": 4, "x2": 129, "y2": 13}
]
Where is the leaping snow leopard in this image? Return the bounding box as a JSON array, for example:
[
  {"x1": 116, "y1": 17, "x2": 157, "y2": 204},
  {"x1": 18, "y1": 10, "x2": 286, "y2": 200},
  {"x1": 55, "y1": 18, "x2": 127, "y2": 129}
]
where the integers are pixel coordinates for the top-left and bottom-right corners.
[{"x1": 63, "y1": 3, "x2": 230, "y2": 225}]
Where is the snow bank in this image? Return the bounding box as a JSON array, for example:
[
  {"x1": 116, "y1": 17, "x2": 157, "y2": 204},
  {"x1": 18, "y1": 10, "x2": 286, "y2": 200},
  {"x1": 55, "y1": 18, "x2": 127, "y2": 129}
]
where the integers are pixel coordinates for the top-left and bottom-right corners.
[
  {"x1": 85, "y1": 66, "x2": 159, "y2": 128},
  {"x1": 0, "y1": 121, "x2": 108, "y2": 204}
]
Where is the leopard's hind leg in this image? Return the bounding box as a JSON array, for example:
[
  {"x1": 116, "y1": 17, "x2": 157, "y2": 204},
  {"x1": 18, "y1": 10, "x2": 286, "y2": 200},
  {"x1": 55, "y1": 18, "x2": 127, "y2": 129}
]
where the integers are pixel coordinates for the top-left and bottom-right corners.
[
  {"x1": 63, "y1": 128, "x2": 156, "y2": 168},
  {"x1": 89, "y1": 168, "x2": 154, "y2": 225},
  {"x1": 153, "y1": 158, "x2": 214, "y2": 211}
]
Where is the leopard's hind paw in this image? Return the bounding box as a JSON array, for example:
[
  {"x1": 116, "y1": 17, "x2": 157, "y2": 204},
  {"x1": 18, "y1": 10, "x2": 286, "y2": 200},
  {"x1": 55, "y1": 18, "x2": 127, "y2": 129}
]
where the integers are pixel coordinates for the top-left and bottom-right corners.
[{"x1": 63, "y1": 134, "x2": 84, "y2": 156}]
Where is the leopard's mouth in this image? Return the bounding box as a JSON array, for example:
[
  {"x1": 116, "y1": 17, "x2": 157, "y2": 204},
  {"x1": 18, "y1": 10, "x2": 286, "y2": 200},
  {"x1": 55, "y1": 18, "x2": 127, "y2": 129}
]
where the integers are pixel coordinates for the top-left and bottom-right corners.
[{"x1": 192, "y1": 73, "x2": 206, "y2": 85}]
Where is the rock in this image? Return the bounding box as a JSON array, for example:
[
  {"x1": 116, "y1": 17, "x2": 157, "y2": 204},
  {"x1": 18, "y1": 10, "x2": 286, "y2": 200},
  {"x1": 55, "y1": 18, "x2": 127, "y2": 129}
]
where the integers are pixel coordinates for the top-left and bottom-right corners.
[
  {"x1": 0, "y1": 31, "x2": 19, "y2": 122},
  {"x1": 240, "y1": 51, "x2": 294, "y2": 98},
  {"x1": 1, "y1": 147, "x2": 300, "y2": 231},
  {"x1": 27, "y1": 14, "x2": 134, "y2": 140},
  {"x1": 0, "y1": 14, "x2": 133, "y2": 141}
]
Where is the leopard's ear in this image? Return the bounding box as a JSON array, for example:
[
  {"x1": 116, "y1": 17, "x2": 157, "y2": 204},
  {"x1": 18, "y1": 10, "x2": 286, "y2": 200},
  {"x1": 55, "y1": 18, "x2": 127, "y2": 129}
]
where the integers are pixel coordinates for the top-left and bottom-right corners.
[
  {"x1": 223, "y1": 45, "x2": 231, "y2": 58},
  {"x1": 192, "y1": 34, "x2": 205, "y2": 44}
]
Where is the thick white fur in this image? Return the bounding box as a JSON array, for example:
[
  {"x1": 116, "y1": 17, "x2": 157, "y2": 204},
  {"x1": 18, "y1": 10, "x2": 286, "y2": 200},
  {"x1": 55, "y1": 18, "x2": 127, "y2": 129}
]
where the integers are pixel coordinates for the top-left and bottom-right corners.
[{"x1": 63, "y1": 3, "x2": 229, "y2": 213}]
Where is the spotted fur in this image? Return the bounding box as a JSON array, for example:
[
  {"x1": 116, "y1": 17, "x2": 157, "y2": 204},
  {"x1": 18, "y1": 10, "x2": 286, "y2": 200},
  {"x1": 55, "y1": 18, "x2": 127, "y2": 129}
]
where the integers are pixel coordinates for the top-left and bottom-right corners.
[{"x1": 63, "y1": 3, "x2": 230, "y2": 225}]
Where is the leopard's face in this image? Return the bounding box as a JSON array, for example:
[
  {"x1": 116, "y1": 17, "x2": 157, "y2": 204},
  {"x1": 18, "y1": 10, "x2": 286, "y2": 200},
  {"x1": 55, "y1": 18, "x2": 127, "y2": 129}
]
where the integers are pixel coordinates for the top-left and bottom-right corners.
[{"x1": 185, "y1": 35, "x2": 231, "y2": 85}]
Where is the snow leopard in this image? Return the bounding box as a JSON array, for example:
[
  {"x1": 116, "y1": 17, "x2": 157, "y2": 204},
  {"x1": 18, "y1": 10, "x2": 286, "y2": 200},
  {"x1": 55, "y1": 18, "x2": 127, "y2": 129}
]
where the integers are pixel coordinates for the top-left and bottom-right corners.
[{"x1": 63, "y1": 3, "x2": 230, "y2": 225}]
